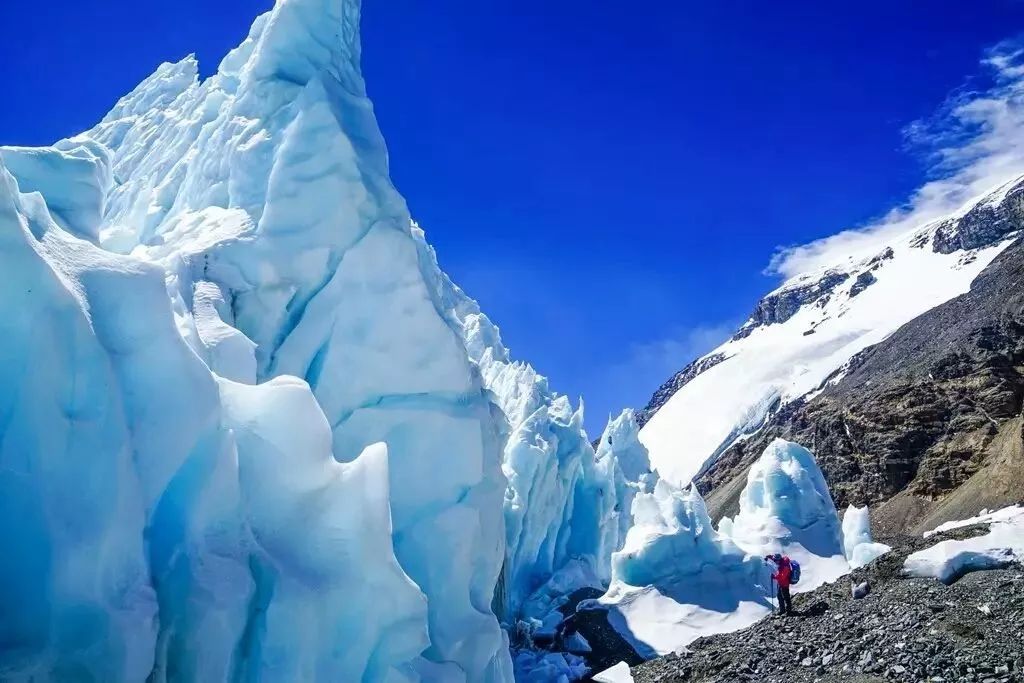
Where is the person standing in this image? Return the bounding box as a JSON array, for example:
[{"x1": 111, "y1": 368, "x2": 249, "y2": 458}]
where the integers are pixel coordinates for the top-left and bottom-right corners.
[{"x1": 765, "y1": 553, "x2": 793, "y2": 616}]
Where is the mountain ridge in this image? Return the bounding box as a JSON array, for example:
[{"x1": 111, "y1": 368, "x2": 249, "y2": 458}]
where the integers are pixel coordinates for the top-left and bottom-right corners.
[{"x1": 637, "y1": 174, "x2": 1024, "y2": 495}]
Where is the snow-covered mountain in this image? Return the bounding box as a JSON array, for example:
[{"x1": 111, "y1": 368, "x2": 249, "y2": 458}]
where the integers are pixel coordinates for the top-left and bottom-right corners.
[
  {"x1": 0, "y1": 1, "x2": 649, "y2": 681},
  {"x1": 639, "y1": 176, "x2": 1024, "y2": 486}
]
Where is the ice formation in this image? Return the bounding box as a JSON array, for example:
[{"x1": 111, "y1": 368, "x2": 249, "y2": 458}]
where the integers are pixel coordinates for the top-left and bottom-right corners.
[
  {"x1": 905, "y1": 505, "x2": 1024, "y2": 584},
  {"x1": 416, "y1": 240, "x2": 653, "y2": 627},
  {"x1": 725, "y1": 439, "x2": 849, "y2": 590},
  {"x1": 0, "y1": 156, "x2": 431, "y2": 680},
  {"x1": 0, "y1": 0, "x2": 655, "y2": 679},
  {"x1": 595, "y1": 481, "x2": 769, "y2": 657},
  {"x1": 595, "y1": 439, "x2": 851, "y2": 657},
  {"x1": 841, "y1": 505, "x2": 891, "y2": 569}
]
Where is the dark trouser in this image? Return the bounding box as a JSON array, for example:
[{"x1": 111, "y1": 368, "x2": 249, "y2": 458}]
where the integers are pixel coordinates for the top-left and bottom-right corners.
[{"x1": 777, "y1": 584, "x2": 792, "y2": 615}]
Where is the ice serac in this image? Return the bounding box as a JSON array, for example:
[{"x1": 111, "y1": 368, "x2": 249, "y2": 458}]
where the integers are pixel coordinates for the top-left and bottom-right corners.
[
  {"x1": 1, "y1": 0, "x2": 516, "y2": 679},
  {"x1": 0, "y1": 154, "x2": 426, "y2": 681},
  {"x1": 0, "y1": 160, "x2": 155, "y2": 682},
  {"x1": 841, "y1": 505, "x2": 890, "y2": 569},
  {"x1": 1, "y1": 0, "x2": 656, "y2": 677},
  {"x1": 418, "y1": 250, "x2": 649, "y2": 624},
  {"x1": 725, "y1": 439, "x2": 849, "y2": 589},
  {"x1": 596, "y1": 439, "x2": 851, "y2": 658},
  {"x1": 595, "y1": 480, "x2": 768, "y2": 658}
]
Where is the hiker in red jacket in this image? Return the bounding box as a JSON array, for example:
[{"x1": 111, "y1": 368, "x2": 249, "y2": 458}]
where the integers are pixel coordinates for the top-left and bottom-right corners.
[{"x1": 766, "y1": 553, "x2": 793, "y2": 616}]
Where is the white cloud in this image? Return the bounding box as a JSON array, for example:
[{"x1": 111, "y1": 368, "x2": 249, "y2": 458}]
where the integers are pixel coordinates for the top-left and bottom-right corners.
[{"x1": 768, "y1": 40, "x2": 1024, "y2": 280}]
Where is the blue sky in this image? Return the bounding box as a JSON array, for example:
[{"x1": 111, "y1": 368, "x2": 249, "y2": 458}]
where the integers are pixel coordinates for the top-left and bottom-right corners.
[{"x1": 2, "y1": 1, "x2": 1023, "y2": 434}]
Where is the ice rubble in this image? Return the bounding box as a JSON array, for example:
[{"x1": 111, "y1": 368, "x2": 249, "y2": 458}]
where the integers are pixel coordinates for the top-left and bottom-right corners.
[
  {"x1": 904, "y1": 505, "x2": 1024, "y2": 584},
  {"x1": 594, "y1": 439, "x2": 850, "y2": 657},
  {"x1": 0, "y1": 0, "x2": 652, "y2": 679},
  {"x1": 841, "y1": 505, "x2": 891, "y2": 569}
]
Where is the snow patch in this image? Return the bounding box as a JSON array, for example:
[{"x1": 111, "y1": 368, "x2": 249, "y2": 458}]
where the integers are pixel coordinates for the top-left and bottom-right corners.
[
  {"x1": 592, "y1": 662, "x2": 635, "y2": 683},
  {"x1": 905, "y1": 505, "x2": 1024, "y2": 584}
]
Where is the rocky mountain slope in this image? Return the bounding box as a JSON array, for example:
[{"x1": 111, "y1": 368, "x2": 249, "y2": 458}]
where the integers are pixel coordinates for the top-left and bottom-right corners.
[
  {"x1": 698, "y1": 234, "x2": 1024, "y2": 533},
  {"x1": 631, "y1": 521, "x2": 1024, "y2": 683},
  {"x1": 639, "y1": 176, "x2": 1024, "y2": 533}
]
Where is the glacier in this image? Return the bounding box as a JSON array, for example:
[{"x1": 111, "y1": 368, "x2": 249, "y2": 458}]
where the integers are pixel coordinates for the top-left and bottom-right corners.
[{"x1": 0, "y1": 0, "x2": 652, "y2": 680}]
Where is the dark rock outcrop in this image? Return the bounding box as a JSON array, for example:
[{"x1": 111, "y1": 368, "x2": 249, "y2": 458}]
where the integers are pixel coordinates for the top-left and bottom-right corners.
[
  {"x1": 733, "y1": 271, "x2": 850, "y2": 340},
  {"x1": 849, "y1": 271, "x2": 877, "y2": 297},
  {"x1": 933, "y1": 178, "x2": 1024, "y2": 253}
]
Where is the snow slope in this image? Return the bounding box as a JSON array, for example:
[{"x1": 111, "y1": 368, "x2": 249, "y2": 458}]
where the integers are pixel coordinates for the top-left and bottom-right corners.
[{"x1": 639, "y1": 182, "x2": 1023, "y2": 485}]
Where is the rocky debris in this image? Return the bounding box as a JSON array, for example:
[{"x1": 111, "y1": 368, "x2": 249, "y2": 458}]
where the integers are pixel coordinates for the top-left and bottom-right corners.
[
  {"x1": 546, "y1": 587, "x2": 646, "y2": 675},
  {"x1": 630, "y1": 525, "x2": 1024, "y2": 683},
  {"x1": 698, "y1": 238, "x2": 1024, "y2": 533},
  {"x1": 933, "y1": 178, "x2": 1024, "y2": 254},
  {"x1": 849, "y1": 271, "x2": 877, "y2": 297},
  {"x1": 637, "y1": 353, "x2": 728, "y2": 428}
]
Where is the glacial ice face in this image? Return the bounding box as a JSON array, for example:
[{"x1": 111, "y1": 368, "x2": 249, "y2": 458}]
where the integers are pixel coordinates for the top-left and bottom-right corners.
[
  {"x1": 725, "y1": 439, "x2": 849, "y2": 591},
  {"x1": 1, "y1": 0, "x2": 655, "y2": 677},
  {"x1": 596, "y1": 481, "x2": 768, "y2": 658},
  {"x1": 611, "y1": 482, "x2": 749, "y2": 589},
  {"x1": 0, "y1": 0, "x2": 518, "y2": 679},
  {"x1": 0, "y1": 162, "x2": 156, "y2": 682},
  {"x1": 0, "y1": 155, "x2": 429, "y2": 681}
]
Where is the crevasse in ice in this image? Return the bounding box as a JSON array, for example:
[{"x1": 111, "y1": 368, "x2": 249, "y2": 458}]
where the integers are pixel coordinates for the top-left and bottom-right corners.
[{"x1": 0, "y1": 0, "x2": 650, "y2": 680}]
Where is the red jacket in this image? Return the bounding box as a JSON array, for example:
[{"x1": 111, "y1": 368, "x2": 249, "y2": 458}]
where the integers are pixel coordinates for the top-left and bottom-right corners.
[{"x1": 772, "y1": 557, "x2": 793, "y2": 588}]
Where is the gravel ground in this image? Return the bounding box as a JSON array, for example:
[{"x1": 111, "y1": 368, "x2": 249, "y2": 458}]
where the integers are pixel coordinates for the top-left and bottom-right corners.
[{"x1": 628, "y1": 525, "x2": 1024, "y2": 683}]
